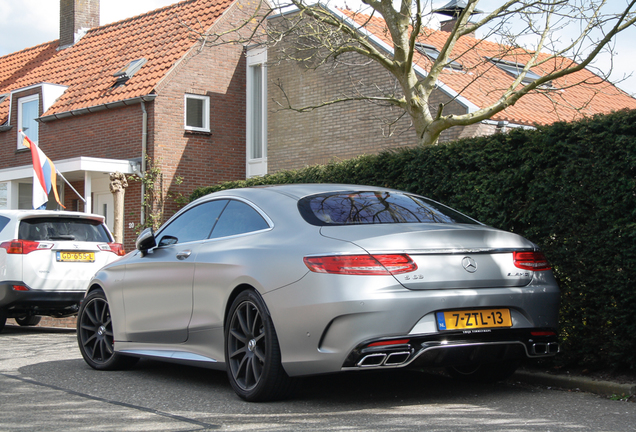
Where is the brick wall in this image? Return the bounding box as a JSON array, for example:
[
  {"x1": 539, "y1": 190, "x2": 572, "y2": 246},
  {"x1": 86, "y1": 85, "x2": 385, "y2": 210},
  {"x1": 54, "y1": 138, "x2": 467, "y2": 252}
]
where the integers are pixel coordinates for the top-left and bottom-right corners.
[
  {"x1": 267, "y1": 18, "x2": 484, "y2": 173},
  {"x1": 0, "y1": 3, "x2": 254, "y2": 245},
  {"x1": 7, "y1": 316, "x2": 77, "y2": 329},
  {"x1": 150, "y1": 3, "x2": 253, "y2": 221}
]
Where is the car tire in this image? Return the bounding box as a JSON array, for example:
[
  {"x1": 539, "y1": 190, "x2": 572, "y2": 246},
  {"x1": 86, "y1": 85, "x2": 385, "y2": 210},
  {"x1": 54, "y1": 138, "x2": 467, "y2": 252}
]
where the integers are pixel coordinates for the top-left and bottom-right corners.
[
  {"x1": 15, "y1": 315, "x2": 42, "y2": 327},
  {"x1": 225, "y1": 289, "x2": 296, "y2": 402},
  {"x1": 77, "y1": 289, "x2": 139, "y2": 371},
  {"x1": 0, "y1": 309, "x2": 6, "y2": 333},
  {"x1": 446, "y1": 360, "x2": 520, "y2": 383}
]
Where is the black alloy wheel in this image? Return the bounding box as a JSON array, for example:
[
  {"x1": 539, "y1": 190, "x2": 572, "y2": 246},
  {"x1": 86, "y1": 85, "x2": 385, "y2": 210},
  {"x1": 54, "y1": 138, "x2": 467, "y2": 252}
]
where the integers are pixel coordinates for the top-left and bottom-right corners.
[
  {"x1": 225, "y1": 289, "x2": 295, "y2": 401},
  {"x1": 77, "y1": 289, "x2": 138, "y2": 370}
]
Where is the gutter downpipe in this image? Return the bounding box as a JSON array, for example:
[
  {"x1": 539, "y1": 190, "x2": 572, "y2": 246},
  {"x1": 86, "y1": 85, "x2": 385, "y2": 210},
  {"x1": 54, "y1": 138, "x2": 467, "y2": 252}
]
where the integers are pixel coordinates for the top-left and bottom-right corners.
[{"x1": 140, "y1": 101, "x2": 148, "y2": 226}]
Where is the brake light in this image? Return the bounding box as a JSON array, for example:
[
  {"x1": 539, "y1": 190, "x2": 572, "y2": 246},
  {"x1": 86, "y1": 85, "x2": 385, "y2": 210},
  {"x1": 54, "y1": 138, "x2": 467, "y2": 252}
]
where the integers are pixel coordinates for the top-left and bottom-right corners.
[
  {"x1": 304, "y1": 254, "x2": 417, "y2": 275},
  {"x1": 514, "y1": 251, "x2": 551, "y2": 271},
  {"x1": 368, "y1": 339, "x2": 410, "y2": 347},
  {"x1": 0, "y1": 240, "x2": 53, "y2": 254},
  {"x1": 531, "y1": 331, "x2": 556, "y2": 337},
  {"x1": 98, "y1": 243, "x2": 126, "y2": 256}
]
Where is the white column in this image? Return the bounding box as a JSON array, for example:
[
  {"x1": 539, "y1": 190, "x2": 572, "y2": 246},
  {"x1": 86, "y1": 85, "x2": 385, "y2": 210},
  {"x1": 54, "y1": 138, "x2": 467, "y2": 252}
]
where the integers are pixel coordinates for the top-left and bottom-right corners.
[{"x1": 84, "y1": 172, "x2": 92, "y2": 213}]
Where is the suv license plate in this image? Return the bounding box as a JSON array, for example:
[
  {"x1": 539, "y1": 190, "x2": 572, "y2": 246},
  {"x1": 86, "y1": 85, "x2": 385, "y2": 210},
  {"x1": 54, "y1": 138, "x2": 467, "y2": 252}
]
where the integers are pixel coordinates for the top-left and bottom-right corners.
[
  {"x1": 57, "y1": 251, "x2": 95, "y2": 262},
  {"x1": 436, "y1": 308, "x2": 512, "y2": 331}
]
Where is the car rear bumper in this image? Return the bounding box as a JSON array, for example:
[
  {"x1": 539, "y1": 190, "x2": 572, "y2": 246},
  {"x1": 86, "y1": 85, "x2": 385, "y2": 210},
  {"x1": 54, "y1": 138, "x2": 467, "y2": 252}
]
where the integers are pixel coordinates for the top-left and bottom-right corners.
[
  {"x1": 0, "y1": 282, "x2": 84, "y2": 317},
  {"x1": 342, "y1": 328, "x2": 559, "y2": 370},
  {"x1": 264, "y1": 272, "x2": 560, "y2": 377}
]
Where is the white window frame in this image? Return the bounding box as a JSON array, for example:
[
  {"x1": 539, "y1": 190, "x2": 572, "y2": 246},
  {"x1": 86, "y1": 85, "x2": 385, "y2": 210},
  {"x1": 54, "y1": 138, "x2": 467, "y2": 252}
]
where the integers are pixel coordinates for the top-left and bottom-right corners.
[
  {"x1": 17, "y1": 94, "x2": 40, "y2": 149},
  {"x1": 184, "y1": 94, "x2": 210, "y2": 132},
  {"x1": 246, "y1": 47, "x2": 268, "y2": 178},
  {"x1": 489, "y1": 58, "x2": 549, "y2": 87},
  {"x1": 415, "y1": 43, "x2": 462, "y2": 71}
]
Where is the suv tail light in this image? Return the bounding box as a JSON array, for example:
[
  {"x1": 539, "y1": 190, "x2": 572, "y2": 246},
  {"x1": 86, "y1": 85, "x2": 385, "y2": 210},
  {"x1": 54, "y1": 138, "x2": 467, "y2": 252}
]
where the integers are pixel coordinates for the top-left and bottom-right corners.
[
  {"x1": 98, "y1": 243, "x2": 126, "y2": 256},
  {"x1": 304, "y1": 254, "x2": 417, "y2": 275},
  {"x1": 0, "y1": 240, "x2": 53, "y2": 254},
  {"x1": 513, "y1": 251, "x2": 551, "y2": 271}
]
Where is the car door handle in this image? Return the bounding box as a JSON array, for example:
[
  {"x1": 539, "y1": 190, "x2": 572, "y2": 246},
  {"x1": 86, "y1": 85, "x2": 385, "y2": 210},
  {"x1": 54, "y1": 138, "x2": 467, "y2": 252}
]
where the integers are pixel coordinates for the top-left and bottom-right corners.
[{"x1": 176, "y1": 250, "x2": 192, "y2": 260}]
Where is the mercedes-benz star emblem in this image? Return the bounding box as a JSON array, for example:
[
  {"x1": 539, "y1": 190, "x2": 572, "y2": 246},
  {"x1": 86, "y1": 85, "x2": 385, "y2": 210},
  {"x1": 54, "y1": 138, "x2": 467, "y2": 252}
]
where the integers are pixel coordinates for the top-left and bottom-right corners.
[{"x1": 462, "y1": 256, "x2": 478, "y2": 273}]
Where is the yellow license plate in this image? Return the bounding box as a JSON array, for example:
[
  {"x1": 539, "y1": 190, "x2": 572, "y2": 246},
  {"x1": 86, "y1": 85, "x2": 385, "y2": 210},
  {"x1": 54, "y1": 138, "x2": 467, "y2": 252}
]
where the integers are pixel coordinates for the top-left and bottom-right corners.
[
  {"x1": 436, "y1": 308, "x2": 512, "y2": 331},
  {"x1": 57, "y1": 251, "x2": 95, "y2": 262}
]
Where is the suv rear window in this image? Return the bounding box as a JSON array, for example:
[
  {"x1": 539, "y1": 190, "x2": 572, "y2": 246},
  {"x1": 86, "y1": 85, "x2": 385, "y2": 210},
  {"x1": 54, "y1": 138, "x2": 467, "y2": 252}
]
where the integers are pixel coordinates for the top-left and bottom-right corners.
[
  {"x1": 19, "y1": 218, "x2": 112, "y2": 242},
  {"x1": 298, "y1": 191, "x2": 478, "y2": 226}
]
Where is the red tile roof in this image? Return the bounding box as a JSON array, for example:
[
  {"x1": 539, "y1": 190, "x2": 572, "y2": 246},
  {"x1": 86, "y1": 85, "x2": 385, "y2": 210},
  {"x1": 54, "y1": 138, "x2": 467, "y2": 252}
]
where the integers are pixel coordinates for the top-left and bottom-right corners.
[
  {"x1": 0, "y1": 0, "x2": 236, "y2": 124},
  {"x1": 342, "y1": 10, "x2": 636, "y2": 126}
]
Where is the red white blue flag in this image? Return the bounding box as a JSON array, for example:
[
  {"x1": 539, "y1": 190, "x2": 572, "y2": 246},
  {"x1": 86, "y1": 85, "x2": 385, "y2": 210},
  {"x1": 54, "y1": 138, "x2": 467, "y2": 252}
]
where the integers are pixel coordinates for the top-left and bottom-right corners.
[{"x1": 19, "y1": 131, "x2": 65, "y2": 210}]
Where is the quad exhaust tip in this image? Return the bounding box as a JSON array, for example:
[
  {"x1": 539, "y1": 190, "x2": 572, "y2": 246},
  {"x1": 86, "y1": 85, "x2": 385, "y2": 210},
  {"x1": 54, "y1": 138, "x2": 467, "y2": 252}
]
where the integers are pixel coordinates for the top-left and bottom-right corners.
[
  {"x1": 357, "y1": 351, "x2": 411, "y2": 367},
  {"x1": 532, "y1": 342, "x2": 559, "y2": 356}
]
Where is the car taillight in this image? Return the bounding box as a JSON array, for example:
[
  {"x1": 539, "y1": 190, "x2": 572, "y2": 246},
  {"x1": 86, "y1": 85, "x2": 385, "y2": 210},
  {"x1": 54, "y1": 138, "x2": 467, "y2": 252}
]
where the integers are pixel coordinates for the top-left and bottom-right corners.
[
  {"x1": 0, "y1": 240, "x2": 53, "y2": 254},
  {"x1": 368, "y1": 339, "x2": 411, "y2": 347},
  {"x1": 98, "y1": 243, "x2": 126, "y2": 256},
  {"x1": 531, "y1": 331, "x2": 556, "y2": 337},
  {"x1": 514, "y1": 251, "x2": 551, "y2": 271},
  {"x1": 303, "y1": 254, "x2": 417, "y2": 275}
]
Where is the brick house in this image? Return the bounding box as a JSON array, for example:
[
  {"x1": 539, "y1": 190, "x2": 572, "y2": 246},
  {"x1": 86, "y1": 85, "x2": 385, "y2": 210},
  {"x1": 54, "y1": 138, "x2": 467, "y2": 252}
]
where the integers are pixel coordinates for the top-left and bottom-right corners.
[
  {"x1": 262, "y1": 4, "x2": 636, "y2": 172},
  {"x1": 0, "y1": 0, "x2": 259, "y2": 250}
]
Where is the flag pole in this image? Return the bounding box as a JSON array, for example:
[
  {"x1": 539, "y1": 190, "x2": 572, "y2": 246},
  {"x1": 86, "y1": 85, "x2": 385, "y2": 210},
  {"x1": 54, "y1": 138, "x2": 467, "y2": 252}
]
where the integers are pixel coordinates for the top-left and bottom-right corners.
[{"x1": 56, "y1": 170, "x2": 87, "y2": 204}]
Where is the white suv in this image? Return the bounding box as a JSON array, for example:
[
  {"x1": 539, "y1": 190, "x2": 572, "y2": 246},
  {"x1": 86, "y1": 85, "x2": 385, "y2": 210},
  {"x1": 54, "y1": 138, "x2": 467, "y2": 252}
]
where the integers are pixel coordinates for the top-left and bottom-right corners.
[{"x1": 0, "y1": 210, "x2": 125, "y2": 332}]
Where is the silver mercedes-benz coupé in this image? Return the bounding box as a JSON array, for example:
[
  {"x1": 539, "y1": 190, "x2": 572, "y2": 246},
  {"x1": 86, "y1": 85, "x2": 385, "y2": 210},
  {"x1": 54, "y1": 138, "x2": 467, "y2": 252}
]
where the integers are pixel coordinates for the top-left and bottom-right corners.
[{"x1": 77, "y1": 184, "x2": 560, "y2": 401}]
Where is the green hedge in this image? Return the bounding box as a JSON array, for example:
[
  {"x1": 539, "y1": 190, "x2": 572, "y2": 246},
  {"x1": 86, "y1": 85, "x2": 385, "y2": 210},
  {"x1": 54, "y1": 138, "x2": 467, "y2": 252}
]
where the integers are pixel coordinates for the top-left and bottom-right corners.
[{"x1": 192, "y1": 109, "x2": 636, "y2": 370}]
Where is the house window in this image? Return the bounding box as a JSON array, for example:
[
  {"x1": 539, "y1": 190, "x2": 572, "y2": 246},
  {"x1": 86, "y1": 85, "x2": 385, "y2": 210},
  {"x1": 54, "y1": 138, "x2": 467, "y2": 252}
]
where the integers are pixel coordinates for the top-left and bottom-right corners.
[
  {"x1": 490, "y1": 58, "x2": 547, "y2": 86},
  {"x1": 17, "y1": 94, "x2": 39, "y2": 149},
  {"x1": 246, "y1": 47, "x2": 267, "y2": 178},
  {"x1": 18, "y1": 182, "x2": 62, "y2": 210},
  {"x1": 184, "y1": 94, "x2": 210, "y2": 132},
  {"x1": 415, "y1": 43, "x2": 462, "y2": 70},
  {"x1": 113, "y1": 58, "x2": 147, "y2": 86},
  {"x1": 250, "y1": 64, "x2": 264, "y2": 159}
]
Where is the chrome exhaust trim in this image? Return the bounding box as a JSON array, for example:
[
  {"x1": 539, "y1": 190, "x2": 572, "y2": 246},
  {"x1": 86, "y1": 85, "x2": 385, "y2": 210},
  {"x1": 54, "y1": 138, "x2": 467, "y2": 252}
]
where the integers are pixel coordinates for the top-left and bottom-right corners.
[
  {"x1": 357, "y1": 353, "x2": 386, "y2": 367},
  {"x1": 384, "y1": 351, "x2": 411, "y2": 366},
  {"x1": 531, "y1": 342, "x2": 559, "y2": 356},
  {"x1": 357, "y1": 351, "x2": 412, "y2": 367}
]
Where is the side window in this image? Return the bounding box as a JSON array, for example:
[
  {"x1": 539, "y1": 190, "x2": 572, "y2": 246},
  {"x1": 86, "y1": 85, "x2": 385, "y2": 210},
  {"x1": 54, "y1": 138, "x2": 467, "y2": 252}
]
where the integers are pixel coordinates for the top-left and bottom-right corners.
[
  {"x1": 157, "y1": 200, "x2": 227, "y2": 246},
  {"x1": 210, "y1": 200, "x2": 269, "y2": 239},
  {"x1": 184, "y1": 94, "x2": 210, "y2": 132},
  {"x1": 0, "y1": 215, "x2": 10, "y2": 234}
]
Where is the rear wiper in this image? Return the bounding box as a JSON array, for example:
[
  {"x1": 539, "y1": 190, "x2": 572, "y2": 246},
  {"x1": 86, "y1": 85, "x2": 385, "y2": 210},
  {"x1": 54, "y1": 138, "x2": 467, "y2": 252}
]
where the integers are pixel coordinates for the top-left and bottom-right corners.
[{"x1": 49, "y1": 235, "x2": 76, "y2": 240}]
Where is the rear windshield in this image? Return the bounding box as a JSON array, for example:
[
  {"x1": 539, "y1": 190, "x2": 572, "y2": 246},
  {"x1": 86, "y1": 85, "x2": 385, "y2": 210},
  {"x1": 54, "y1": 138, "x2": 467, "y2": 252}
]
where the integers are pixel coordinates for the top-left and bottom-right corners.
[
  {"x1": 19, "y1": 217, "x2": 112, "y2": 242},
  {"x1": 298, "y1": 191, "x2": 479, "y2": 226}
]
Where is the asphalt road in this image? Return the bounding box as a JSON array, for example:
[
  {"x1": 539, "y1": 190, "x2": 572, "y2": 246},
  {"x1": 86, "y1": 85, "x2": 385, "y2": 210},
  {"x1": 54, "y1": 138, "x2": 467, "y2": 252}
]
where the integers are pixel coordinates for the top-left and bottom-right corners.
[{"x1": 1, "y1": 325, "x2": 635, "y2": 432}]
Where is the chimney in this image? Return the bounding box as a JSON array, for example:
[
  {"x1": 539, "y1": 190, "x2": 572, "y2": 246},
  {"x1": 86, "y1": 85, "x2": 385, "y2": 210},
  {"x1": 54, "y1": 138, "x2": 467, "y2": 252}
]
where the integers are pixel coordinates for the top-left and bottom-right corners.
[
  {"x1": 434, "y1": 0, "x2": 481, "y2": 38},
  {"x1": 440, "y1": 19, "x2": 458, "y2": 33},
  {"x1": 59, "y1": 0, "x2": 100, "y2": 49}
]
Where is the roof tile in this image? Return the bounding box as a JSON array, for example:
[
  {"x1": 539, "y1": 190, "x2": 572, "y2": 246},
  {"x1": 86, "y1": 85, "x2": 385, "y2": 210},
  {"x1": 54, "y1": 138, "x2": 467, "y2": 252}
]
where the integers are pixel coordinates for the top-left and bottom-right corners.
[
  {"x1": 344, "y1": 10, "x2": 636, "y2": 125},
  {"x1": 0, "y1": 0, "x2": 236, "y2": 121}
]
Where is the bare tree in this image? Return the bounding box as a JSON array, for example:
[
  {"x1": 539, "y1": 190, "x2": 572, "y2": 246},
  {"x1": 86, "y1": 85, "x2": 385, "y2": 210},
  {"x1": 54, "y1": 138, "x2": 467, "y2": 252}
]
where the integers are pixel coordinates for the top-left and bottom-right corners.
[{"x1": 193, "y1": 0, "x2": 636, "y2": 146}]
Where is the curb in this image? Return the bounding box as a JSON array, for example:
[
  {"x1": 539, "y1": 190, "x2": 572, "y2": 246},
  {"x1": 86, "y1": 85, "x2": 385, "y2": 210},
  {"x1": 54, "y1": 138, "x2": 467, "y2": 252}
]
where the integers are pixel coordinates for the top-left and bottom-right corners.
[{"x1": 513, "y1": 370, "x2": 636, "y2": 397}]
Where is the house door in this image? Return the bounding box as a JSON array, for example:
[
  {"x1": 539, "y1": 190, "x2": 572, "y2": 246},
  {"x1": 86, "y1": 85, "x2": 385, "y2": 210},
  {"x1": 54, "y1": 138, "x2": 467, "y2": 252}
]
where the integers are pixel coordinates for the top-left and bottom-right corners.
[{"x1": 94, "y1": 192, "x2": 114, "y2": 231}]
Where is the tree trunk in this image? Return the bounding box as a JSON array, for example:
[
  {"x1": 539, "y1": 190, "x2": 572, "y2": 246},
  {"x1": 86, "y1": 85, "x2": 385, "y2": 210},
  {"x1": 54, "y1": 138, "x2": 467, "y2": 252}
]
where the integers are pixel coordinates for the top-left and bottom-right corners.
[{"x1": 109, "y1": 172, "x2": 128, "y2": 244}]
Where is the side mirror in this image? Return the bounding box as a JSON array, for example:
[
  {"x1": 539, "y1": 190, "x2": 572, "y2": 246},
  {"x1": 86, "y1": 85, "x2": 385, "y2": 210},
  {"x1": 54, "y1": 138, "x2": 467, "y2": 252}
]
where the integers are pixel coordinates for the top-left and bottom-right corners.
[{"x1": 136, "y1": 227, "x2": 156, "y2": 255}]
